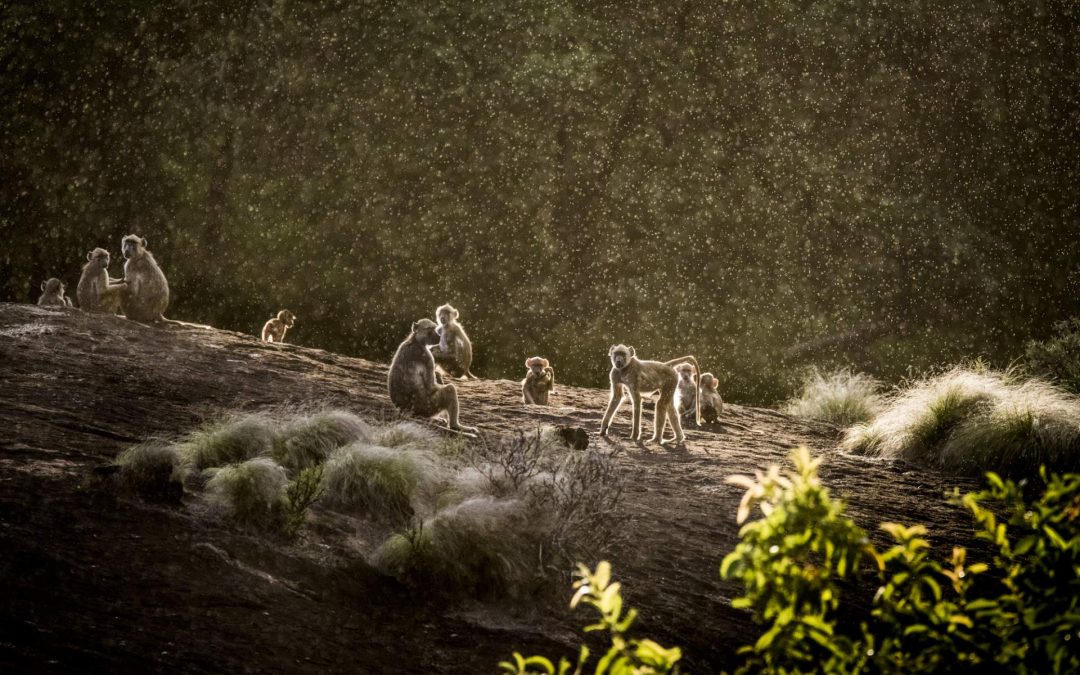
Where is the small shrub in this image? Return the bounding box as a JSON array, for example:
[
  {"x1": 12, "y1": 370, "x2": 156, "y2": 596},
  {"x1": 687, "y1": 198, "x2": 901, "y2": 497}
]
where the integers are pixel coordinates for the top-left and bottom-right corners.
[
  {"x1": 471, "y1": 428, "x2": 548, "y2": 497},
  {"x1": 114, "y1": 441, "x2": 186, "y2": 502},
  {"x1": 205, "y1": 457, "x2": 289, "y2": 528},
  {"x1": 275, "y1": 410, "x2": 371, "y2": 470},
  {"x1": 181, "y1": 413, "x2": 278, "y2": 470},
  {"x1": 322, "y1": 443, "x2": 439, "y2": 520},
  {"x1": 281, "y1": 465, "x2": 325, "y2": 539},
  {"x1": 784, "y1": 368, "x2": 883, "y2": 426},
  {"x1": 844, "y1": 367, "x2": 1080, "y2": 476},
  {"x1": 1024, "y1": 318, "x2": 1080, "y2": 394},
  {"x1": 534, "y1": 449, "x2": 624, "y2": 561}
]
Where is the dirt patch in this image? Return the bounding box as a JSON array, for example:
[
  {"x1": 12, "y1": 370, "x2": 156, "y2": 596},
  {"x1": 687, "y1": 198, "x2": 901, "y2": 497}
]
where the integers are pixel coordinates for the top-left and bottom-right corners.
[{"x1": 0, "y1": 303, "x2": 984, "y2": 672}]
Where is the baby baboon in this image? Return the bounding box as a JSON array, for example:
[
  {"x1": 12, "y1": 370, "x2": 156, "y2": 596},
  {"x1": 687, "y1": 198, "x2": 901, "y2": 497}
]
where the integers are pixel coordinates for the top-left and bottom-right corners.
[
  {"x1": 431, "y1": 303, "x2": 478, "y2": 379},
  {"x1": 37, "y1": 278, "x2": 72, "y2": 307},
  {"x1": 521, "y1": 356, "x2": 555, "y2": 405},
  {"x1": 388, "y1": 319, "x2": 478, "y2": 434},
  {"x1": 599, "y1": 345, "x2": 702, "y2": 445},
  {"x1": 699, "y1": 372, "x2": 724, "y2": 423},
  {"x1": 120, "y1": 234, "x2": 169, "y2": 322},
  {"x1": 674, "y1": 362, "x2": 698, "y2": 423},
  {"x1": 262, "y1": 310, "x2": 296, "y2": 343},
  {"x1": 77, "y1": 248, "x2": 126, "y2": 314}
]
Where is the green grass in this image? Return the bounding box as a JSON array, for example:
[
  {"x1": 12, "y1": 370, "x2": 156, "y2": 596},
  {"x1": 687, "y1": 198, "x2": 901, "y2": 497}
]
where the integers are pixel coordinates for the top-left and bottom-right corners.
[
  {"x1": 321, "y1": 442, "x2": 440, "y2": 521},
  {"x1": 275, "y1": 410, "x2": 371, "y2": 470},
  {"x1": 180, "y1": 413, "x2": 279, "y2": 470},
  {"x1": 844, "y1": 368, "x2": 1080, "y2": 476},
  {"x1": 114, "y1": 440, "x2": 186, "y2": 501},
  {"x1": 784, "y1": 368, "x2": 883, "y2": 426},
  {"x1": 205, "y1": 457, "x2": 289, "y2": 528}
]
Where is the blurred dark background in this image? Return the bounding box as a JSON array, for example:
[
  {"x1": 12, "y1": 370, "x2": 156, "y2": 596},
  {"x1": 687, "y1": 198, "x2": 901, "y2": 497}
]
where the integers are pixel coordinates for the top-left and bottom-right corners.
[{"x1": 2, "y1": 1, "x2": 1077, "y2": 404}]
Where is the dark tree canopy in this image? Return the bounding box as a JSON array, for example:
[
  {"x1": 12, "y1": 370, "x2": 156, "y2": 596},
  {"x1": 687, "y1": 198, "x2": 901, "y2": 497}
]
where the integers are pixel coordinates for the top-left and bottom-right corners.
[{"x1": 2, "y1": 1, "x2": 1077, "y2": 404}]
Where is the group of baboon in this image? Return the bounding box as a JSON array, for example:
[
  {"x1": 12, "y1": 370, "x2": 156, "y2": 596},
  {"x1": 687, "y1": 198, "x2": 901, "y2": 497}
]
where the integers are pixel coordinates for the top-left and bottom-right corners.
[{"x1": 37, "y1": 238, "x2": 723, "y2": 445}]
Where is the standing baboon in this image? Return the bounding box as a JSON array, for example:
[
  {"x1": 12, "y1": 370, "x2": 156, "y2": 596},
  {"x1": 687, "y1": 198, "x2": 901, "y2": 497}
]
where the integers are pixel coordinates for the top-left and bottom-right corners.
[
  {"x1": 521, "y1": 356, "x2": 555, "y2": 405},
  {"x1": 120, "y1": 234, "x2": 169, "y2": 322},
  {"x1": 431, "y1": 303, "x2": 477, "y2": 379},
  {"x1": 388, "y1": 319, "x2": 478, "y2": 434},
  {"x1": 262, "y1": 310, "x2": 296, "y2": 343},
  {"x1": 37, "y1": 278, "x2": 72, "y2": 307},
  {"x1": 699, "y1": 373, "x2": 724, "y2": 423},
  {"x1": 674, "y1": 362, "x2": 698, "y2": 423},
  {"x1": 599, "y1": 345, "x2": 702, "y2": 445},
  {"x1": 77, "y1": 248, "x2": 126, "y2": 314}
]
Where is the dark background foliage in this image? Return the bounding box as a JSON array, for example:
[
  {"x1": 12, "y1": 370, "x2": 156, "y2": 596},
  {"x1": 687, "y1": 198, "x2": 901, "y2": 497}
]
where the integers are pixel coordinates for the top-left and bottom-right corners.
[{"x1": 2, "y1": 0, "x2": 1077, "y2": 404}]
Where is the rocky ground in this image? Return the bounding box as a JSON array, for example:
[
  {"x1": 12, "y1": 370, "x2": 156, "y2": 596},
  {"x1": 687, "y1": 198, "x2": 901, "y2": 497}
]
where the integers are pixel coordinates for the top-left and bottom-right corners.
[{"x1": 0, "y1": 303, "x2": 984, "y2": 673}]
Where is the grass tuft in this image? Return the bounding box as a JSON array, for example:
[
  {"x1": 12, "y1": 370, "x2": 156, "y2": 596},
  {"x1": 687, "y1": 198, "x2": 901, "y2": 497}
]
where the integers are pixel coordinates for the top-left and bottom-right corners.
[
  {"x1": 115, "y1": 441, "x2": 186, "y2": 502},
  {"x1": 843, "y1": 368, "x2": 1080, "y2": 476},
  {"x1": 784, "y1": 368, "x2": 883, "y2": 426},
  {"x1": 373, "y1": 421, "x2": 437, "y2": 449},
  {"x1": 180, "y1": 413, "x2": 278, "y2": 470},
  {"x1": 276, "y1": 410, "x2": 371, "y2": 470},
  {"x1": 322, "y1": 443, "x2": 440, "y2": 521},
  {"x1": 205, "y1": 457, "x2": 289, "y2": 528}
]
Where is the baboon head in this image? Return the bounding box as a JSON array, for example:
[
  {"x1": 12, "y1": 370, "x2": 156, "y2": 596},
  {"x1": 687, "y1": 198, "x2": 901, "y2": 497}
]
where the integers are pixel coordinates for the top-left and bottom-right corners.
[
  {"x1": 278, "y1": 310, "x2": 296, "y2": 327},
  {"x1": 700, "y1": 373, "x2": 718, "y2": 390},
  {"x1": 675, "y1": 363, "x2": 696, "y2": 383},
  {"x1": 411, "y1": 318, "x2": 441, "y2": 346},
  {"x1": 41, "y1": 278, "x2": 63, "y2": 293},
  {"x1": 121, "y1": 234, "x2": 147, "y2": 260},
  {"x1": 436, "y1": 303, "x2": 459, "y2": 325},
  {"x1": 86, "y1": 248, "x2": 111, "y2": 269},
  {"x1": 609, "y1": 344, "x2": 635, "y2": 370},
  {"x1": 525, "y1": 356, "x2": 549, "y2": 375}
]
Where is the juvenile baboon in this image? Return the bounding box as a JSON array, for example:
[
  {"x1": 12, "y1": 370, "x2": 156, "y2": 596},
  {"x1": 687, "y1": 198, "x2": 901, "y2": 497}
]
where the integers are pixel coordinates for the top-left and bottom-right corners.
[
  {"x1": 521, "y1": 356, "x2": 555, "y2": 405},
  {"x1": 431, "y1": 303, "x2": 478, "y2": 379},
  {"x1": 674, "y1": 362, "x2": 698, "y2": 422},
  {"x1": 120, "y1": 234, "x2": 169, "y2": 322},
  {"x1": 77, "y1": 248, "x2": 126, "y2": 314},
  {"x1": 699, "y1": 372, "x2": 724, "y2": 423},
  {"x1": 37, "y1": 278, "x2": 72, "y2": 307},
  {"x1": 599, "y1": 345, "x2": 702, "y2": 445},
  {"x1": 262, "y1": 310, "x2": 296, "y2": 343},
  {"x1": 388, "y1": 319, "x2": 478, "y2": 434}
]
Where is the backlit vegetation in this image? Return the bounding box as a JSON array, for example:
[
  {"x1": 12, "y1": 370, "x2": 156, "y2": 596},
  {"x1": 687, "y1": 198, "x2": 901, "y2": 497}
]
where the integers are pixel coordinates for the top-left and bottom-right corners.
[{"x1": 783, "y1": 368, "x2": 884, "y2": 426}]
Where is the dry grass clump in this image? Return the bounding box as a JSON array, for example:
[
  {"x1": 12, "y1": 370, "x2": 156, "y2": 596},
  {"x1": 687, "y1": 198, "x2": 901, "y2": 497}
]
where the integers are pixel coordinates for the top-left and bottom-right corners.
[
  {"x1": 373, "y1": 420, "x2": 438, "y2": 449},
  {"x1": 843, "y1": 368, "x2": 1080, "y2": 476},
  {"x1": 275, "y1": 410, "x2": 371, "y2": 470},
  {"x1": 114, "y1": 440, "x2": 186, "y2": 502},
  {"x1": 784, "y1": 368, "x2": 883, "y2": 426},
  {"x1": 321, "y1": 443, "x2": 440, "y2": 521},
  {"x1": 205, "y1": 457, "x2": 289, "y2": 528},
  {"x1": 180, "y1": 412, "x2": 279, "y2": 470}
]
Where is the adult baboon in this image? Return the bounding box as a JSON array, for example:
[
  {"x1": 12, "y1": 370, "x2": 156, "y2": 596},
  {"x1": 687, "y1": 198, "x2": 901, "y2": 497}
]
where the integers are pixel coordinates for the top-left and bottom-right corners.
[
  {"x1": 699, "y1": 373, "x2": 724, "y2": 423},
  {"x1": 262, "y1": 310, "x2": 296, "y2": 343},
  {"x1": 521, "y1": 356, "x2": 555, "y2": 405},
  {"x1": 599, "y1": 345, "x2": 702, "y2": 445},
  {"x1": 388, "y1": 319, "x2": 477, "y2": 434},
  {"x1": 77, "y1": 248, "x2": 126, "y2": 314},
  {"x1": 431, "y1": 303, "x2": 477, "y2": 379},
  {"x1": 120, "y1": 234, "x2": 169, "y2": 322},
  {"x1": 37, "y1": 278, "x2": 72, "y2": 307}
]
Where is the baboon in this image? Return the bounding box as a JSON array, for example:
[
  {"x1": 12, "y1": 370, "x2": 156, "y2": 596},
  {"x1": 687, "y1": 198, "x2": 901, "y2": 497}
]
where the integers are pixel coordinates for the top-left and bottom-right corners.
[
  {"x1": 37, "y1": 278, "x2": 72, "y2": 307},
  {"x1": 262, "y1": 310, "x2": 296, "y2": 343},
  {"x1": 699, "y1": 373, "x2": 724, "y2": 423},
  {"x1": 521, "y1": 356, "x2": 555, "y2": 405},
  {"x1": 674, "y1": 362, "x2": 698, "y2": 423},
  {"x1": 599, "y1": 345, "x2": 702, "y2": 445},
  {"x1": 388, "y1": 319, "x2": 478, "y2": 434},
  {"x1": 431, "y1": 303, "x2": 477, "y2": 379},
  {"x1": 77, "y1": 248, "x2": 126, "y2": 314},
  {"x1": 120, "y1": 234, "x2": 169, "y2": 322}
]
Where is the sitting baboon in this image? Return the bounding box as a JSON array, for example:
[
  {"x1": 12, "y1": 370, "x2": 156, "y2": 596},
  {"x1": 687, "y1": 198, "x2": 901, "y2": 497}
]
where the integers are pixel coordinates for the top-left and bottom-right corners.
[
  {"x1": 262, "y1": 310, "x2": 296, "y2": 343},
  {"x1": 37, "y1": 278, "x2": 72, "y2": 307},
  {"x1": 120, "y1": 234, "x2": 169, "y2": 322},
  {"x1": 388, "y1": 319, "x2": 477, "y2": 434},
  {"x1": 599, "y1": 345, "x2": 702, "y2": 445},
  {"x1": 699, "y1": 373, "x2": 724, "y2": 423},
  {"x1": 521, "y1": 356, "x2": 555, "y2": 405},
  {"x1": 77, "y1": 248, "x2": 126, "y2": 314},
  {"x1": 674, "y1": 362, "x2": 698, "y2": 422},
  {"x1": 431, "y1": 303, "x2": 477, "y2": 379}
]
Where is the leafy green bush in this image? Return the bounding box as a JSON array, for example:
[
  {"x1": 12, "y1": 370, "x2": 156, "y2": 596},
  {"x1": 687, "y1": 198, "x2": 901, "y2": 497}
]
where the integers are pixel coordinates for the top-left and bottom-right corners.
[
  {"x1": 844, "y1": 367, "x2": 1080, "y2": 476},
  {"x1": 500, "y1": 561, "x2": 682, "y2": 675},
  {"x1": 1024, "y1": 318, "x2": 1080, "y2": 394},
  {"x1": 783, "y1": 368, "x2": 883, "y2": 426},
  {"x1": 275, "y1": 410, "x2": 371, "y2": 470}
]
